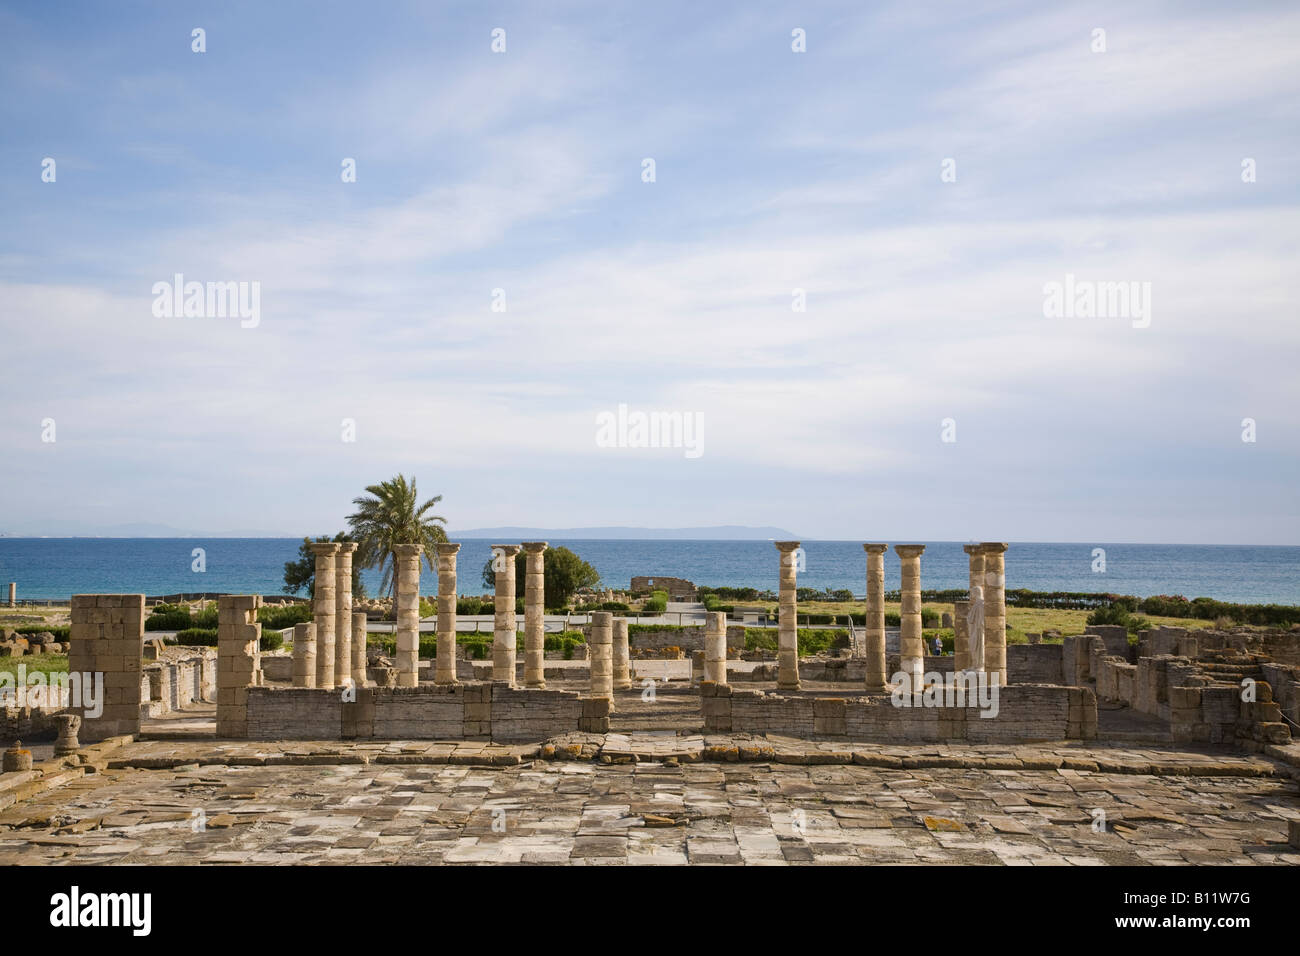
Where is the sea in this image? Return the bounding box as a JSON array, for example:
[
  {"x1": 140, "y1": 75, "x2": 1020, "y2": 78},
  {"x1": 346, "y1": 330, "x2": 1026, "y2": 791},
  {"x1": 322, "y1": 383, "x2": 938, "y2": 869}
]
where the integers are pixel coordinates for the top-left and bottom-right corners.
[{"x1": 0, "y1": 539, "x2": 1297, "y2": 605}]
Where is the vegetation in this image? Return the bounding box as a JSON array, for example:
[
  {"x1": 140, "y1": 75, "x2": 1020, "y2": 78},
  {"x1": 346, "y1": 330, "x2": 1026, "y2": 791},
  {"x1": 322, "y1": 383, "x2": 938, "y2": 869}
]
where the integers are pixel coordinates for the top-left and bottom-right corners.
[
  {"x1": 743, "y1": 627, "x2": 851, "y2": 655},
  {"x1": 282, "y1": 532, "x2": 366, "y2": 599},
  {"x1": 0, "y1": 652, "x2": 69, "y2": 678},
  {"x1": 347, "y1": 473, "x2": 448, "y2": 602},
  {"x1": 480, "y1": 545, "x2": 600, "y2": 608}
]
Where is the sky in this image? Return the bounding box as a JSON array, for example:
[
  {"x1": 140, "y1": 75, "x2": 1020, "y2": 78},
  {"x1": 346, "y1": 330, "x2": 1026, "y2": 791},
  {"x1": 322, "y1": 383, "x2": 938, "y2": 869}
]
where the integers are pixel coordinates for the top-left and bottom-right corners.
[{"x1": 1, "y1": 0, "x2": 1297, "y2": 543}]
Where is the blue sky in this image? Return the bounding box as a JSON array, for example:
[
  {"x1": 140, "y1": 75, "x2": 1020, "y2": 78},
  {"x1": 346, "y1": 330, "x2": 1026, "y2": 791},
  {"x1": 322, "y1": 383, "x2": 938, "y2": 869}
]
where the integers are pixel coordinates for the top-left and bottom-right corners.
[{"x1": 1, "y1": 0, "x2": 1298, "y2": 542}]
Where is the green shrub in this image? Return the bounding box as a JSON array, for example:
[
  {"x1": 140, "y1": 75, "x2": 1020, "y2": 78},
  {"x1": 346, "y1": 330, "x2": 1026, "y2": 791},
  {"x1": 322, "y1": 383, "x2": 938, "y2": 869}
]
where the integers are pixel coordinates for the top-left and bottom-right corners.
[
  {"x1": 145, "y1": 605, "x2": 192, "y2": 630},
  {"x1": 601, "y1": 601, "x2": 630, "y2": 612},
  {"x1": 173, "y1": 627, "x2": 218, "y2": 646},
  {"x1": 885, "y1": 611, "x2": 901, "y2": 627},
  {"x1": 641, "y1": 597, "x2": 667, "y2": 615},
  {"x1": 457, "y1": 598, "x2": 486, "y2": 615},
  {"x1": 260, "y1": 631, "x2": 285, "y2": 652},
  {"x1": 921, "y1": 608, "x2": 940, "y2": 628},
  {"x1": 257, "y1": 603, "x2": 312, "y2": 630},
  {"x1": 13, "y1": 625, "x2": 71, "y2": 640},
  {"x1": 192, "y1": 604, "x2": 219, "y2": 628}
]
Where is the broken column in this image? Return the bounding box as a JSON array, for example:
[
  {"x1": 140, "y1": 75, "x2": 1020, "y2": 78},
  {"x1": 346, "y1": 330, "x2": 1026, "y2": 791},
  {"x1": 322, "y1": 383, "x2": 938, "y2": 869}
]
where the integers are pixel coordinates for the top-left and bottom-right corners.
[
  {"x1": 69, "y1": 594, "x2": 144, "y2": 742},
  {"x1": 309, "y1": 541, "x2": 339, "y2": 690},
  {"x1": 613, "y1": 617, "x2": 632, "y2": 690},
  {"x1": 393, "y1": 543, "x2": 423, "y2": 688},
  {"x1": 522, "y1": 542, "x2": 548, "y2": 688},
  {"x1": 434, "y1": 542, "x2": 461, "y2": 684},
  {"x1": 958, "y1": 544, "x2": 984, "y2": 672},
  {"x1": 492, "y1": 544, "x2": 522, "y2": 685},
  {"x1": 862, "y1": 543, "x2": 889, "y2": 693},
  {"x1": 7, "y1": 583, "x2": 13, "y2": 607},
  {"x1": 292, "y1": 621, "x2": 316, "y2": 688},
  {"x1": 334, "y1": 541, "x2": 357, "y2": 689},
  {"x1": 704, "y1": 610, "x2": 727, "y2": 684},
  {"x1": 589, "y1": 610, "x2": 614, "y2": 705},
  {"x1": 775, "y1": 541, "x2": 801, "y2": 690},
  {"x1": 894, "y1": 545, "x2": 926, "y2": 691},
  {"x1": 352, "y1": 611, "x2": 368, "y2": 686},
  {"x1": 216, "y1": 594, "x2": 261, "y2": 738},
  {"x1": 981, "y1": 542, "x2": 1009, "y2": 684}
]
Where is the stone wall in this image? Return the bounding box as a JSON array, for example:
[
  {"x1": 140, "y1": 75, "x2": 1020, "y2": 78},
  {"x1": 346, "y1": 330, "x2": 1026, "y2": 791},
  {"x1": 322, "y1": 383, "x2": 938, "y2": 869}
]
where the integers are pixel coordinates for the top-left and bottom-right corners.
[
  {"x1": 70, "y1": 594, "x2": 145, "y2": 742},
  {"x1": 141, "y1": 651, "x2": 215, "y2": 717},
  {"x1": 1007, "y1": 644, "x2": 1065, "y2": 684},
  {"x1": 629, "y1": 576, "x2": 696, "y2": 599},
  {"x1": 700, "y1": 682, "x2": 1095, "y2": 742},
  {"x1": 591, "y1": 624, "x2": 744, "y2": 652},
  {"x1": 244, "y1": 681, "x2": 610, "y2": 741}
]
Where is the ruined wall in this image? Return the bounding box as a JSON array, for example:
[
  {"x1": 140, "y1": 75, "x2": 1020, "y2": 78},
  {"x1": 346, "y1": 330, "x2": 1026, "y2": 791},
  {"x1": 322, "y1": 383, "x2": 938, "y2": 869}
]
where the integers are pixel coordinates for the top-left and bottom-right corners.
[
  {"x1": 141, "y1": 651, "x2": 215, "y2": 717},
  {"x1": 700, "y1": 682, "x2": 1096, "y2": 743},
  {"x1": 70, "y1": 594, "x2": 144, "y2": 742},
  {"x1": 592, "y1": 624, "x2": 744, "y2": 652},
  {"x1": 1007, "y1": 644, "x2": 1065, "y2": 684},
  {"x1": 629, "y1": 576, "x2": 696, "y2": 598}
]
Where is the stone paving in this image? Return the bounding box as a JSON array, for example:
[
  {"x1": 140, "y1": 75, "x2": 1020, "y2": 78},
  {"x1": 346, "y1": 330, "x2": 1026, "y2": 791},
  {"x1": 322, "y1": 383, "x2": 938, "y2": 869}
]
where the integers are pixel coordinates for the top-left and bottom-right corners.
[{"x1": 1, "y1": 736, "x2": 1297, "y2": 865}]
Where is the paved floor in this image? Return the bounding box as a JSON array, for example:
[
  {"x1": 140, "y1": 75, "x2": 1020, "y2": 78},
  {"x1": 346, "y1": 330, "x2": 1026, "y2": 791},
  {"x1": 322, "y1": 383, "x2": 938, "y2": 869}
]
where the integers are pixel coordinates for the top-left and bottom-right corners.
[{"x1": 2, "y1": 754, "x2": 1297, "y2": 865}]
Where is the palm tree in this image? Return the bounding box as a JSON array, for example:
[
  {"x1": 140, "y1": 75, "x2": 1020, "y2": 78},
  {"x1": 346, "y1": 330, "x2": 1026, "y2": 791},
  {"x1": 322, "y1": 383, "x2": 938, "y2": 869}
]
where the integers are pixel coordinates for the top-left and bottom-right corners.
[{"x1": 347, "y1": 474, "x2": 448, "y2": 604}]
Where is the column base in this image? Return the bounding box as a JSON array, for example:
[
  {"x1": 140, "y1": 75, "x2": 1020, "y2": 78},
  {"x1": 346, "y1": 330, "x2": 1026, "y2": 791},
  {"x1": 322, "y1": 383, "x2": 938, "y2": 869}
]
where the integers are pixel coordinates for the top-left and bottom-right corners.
[
  {"x1": 863, "y1": 682, "x2": 890, "y2": 694},
  {"x1": 526, "y1": 679, "x2": 546, "y2": 689},
  {"x1": 777, "y1": 680, "x2": 802, "y2": 691}
]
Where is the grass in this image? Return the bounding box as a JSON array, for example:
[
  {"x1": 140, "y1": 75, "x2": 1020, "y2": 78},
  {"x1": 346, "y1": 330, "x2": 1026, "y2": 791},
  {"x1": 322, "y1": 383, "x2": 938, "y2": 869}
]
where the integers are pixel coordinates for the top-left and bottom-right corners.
[{"x1": 0, "y1": 653, "x2": 70, "y2": 677}]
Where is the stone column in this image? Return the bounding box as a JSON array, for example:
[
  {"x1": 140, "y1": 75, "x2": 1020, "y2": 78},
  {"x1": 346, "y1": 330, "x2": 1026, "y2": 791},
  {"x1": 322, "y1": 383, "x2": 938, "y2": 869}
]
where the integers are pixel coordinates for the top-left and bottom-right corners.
[
  {"x1": 492, "y1": 544, "x2": 522, "y2": 685},
  {"x1": 775, "y1": 541, "x2": 801, "y2": 690},
  {"x1": 981, "y1": 542, "x2": 1009, "y2": 685},
  {"x1": 958, "y1": 544, "x2": 984, "y2": 672},
  {"x1": 862, "y1": 544, "x2": 889, "y2": 693},
  {"x1": 893, "y1": 545, "x2": 926, "y2": 691},
  {"x1": 393, "y1": 543, "x2": 424, "y2": 689},
  {"x1": 589, "y1": 610, "x2": 614, "y2": 705},
  {"x1": 7, "y1": 583, "x2": 14, "y2": 607},
  {"x1": 612, "y1": 618, "x2": 632, "y2": 689},
  {"x1": 435, "y1": 542, "x2": 461, "y2": 684},
  {"x1": 292, "y1": 622, "x2": 316, "y2": 688},
  {"x1": 703, "y1": 610, "x2": 727, "y2": 684},
  {"x1": 522, "y1": 542, "x2": 548, "y2": 688},
  {"x1": 309, "y1": 542, "x2": 339, "y2": 690},
  {"x1": 334, "y1": 541, "x2": 357, "y2": 690},
  {"x1": 216, "y1": 594, "x2": 261, "y2": 738},
  {"x1": 352, "y1": 611, "x2": 368, "y2": 686}
]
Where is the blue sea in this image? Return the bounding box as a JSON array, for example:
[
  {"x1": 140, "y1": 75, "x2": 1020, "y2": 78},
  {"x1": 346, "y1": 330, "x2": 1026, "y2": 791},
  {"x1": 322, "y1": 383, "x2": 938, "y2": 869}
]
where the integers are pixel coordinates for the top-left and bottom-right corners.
[{"x1": 0, "y1": 539, "x2": 1297, "y2": 605}]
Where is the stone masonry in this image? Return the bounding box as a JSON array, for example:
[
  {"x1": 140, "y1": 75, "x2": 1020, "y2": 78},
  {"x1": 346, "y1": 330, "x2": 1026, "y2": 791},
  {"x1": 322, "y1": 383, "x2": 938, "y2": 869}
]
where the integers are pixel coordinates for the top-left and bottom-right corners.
[
  {"x1": 613, "y1": 618, "x2": 632, "y2": 690},
  {"x1": 393, "y1": 544, "x2": 423, "y2": 689},
  {"x1": 291, "y1": 621, "x2": 315, "y2": 688},
  {"x1": 959, "y1": 544, "x2": 983, "y2": 671},
  {"x1": 334, "y1": 541, "x2": 357, "y2": 690},
  {"x1": 435, "y1": 543, "x2": 461, "y2": 685},
  {"x1": 492, "y1": 544, "x2": 522, "y2": 686},
  {"x1": 775, "y1": 542, "x2": 801, "y2": 690},
  {"x1": 310, "y1": 542, "x2": 339, "y2": 690},
  {"x1": 704, "y1": 611, "x2": 727, "y2": 685},
  {"x1": 216, "y1": 594, "x2": 262, "y2": 738},
  {"x1": 894, "y1": 545, "x2": 925, "y2": 691},
  {"x1": 523, "y1": 542, "x2": 547, "y2": 688},
  {"x1": 69, "y1": 594, "x2": 144, "y2": 742},
  {"x1": 862, "y1": 544, "x2": 889, "y2": 693},
  {"x1": 981, "y1": 542, "x2": 1009, "y2": 684},
  {"x1": 589, "y1": 611, "x2": 614, "y2": 704}
]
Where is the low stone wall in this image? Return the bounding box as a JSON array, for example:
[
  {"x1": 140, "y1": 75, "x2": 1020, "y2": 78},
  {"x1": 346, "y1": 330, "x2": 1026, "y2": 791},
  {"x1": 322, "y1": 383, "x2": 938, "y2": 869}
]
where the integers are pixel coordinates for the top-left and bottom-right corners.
[
  {"x1": 1007, "y1": 644, "x2": 1065, "y2": 684},
  {"x1": 244, "y1": 682, "x2": 610, "y2": 741},
  {"x1": 701, "y1": 682, "x2": 1096, "y2": 742},
  {"x1": 594, "y1": 624, "x2": 744, "y2": 652},
  {"x1": 141, "y1": 651, "x2": 216, "y2": 716}
]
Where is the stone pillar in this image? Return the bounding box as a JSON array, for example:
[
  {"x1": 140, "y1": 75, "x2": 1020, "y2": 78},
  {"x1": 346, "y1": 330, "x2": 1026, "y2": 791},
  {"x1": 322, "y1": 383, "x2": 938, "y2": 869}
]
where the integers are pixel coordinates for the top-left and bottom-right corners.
[
  {"x1": 352, "y1": 611, "x2": 368, "y2": 686},
  {"x1": 334, "y1": 541, "x2": 357, "y2": 690},
  {"x1": 775, "y1": 542, "x2": 801, "y2": 690},
  {"x1": 216, "y1": 594, "x2": 262, "y2": 738},
  {"x1": 7, "y1": 583, "x2": 14, "y2": 607},
  {"x1": 69, "y1": 594, "x2": 144, "y2": 742},
  {"x1": 522, "y1": 542, "x2": 548, "y2": 688},
  {"x1": 392, "y1": 544, "x2": 423, "y2": 688},
  {"x1": 492, "y1": 544, "x2": 522, "y2": 685},
  {"x1": 589, "y1": 610, "x2": 614, "y2": 705},
  {"x1": 981, "y1": 542, "x2": 1009, "y2": 685},
  {"x1": 704, "y1": 611, "x2": 727, "y2": 684},
  {"x1": 292, "y1": 622, "x2": 316, "y2": 688},
  {"x1": 958, "y1": 544, "x2": 984, "y2": 672},
  {"x1": 862, "y1": 544, "x2": 889, "y2": 693},
  {"x1": 309, "y1": 542, "x2": 339, "y2": 690},
  {"x1": 435, "y1": 542, "x2": 461, "y2": 684},
  {"x1": 953, "y1": 600, "x2": 970, "y2": 672},
  {"x1": 612, "y1": 618, "x2": 632, "y2": 690},
  {"x1": 894, "y1": 545, "x2": 926, "y2": 691}
]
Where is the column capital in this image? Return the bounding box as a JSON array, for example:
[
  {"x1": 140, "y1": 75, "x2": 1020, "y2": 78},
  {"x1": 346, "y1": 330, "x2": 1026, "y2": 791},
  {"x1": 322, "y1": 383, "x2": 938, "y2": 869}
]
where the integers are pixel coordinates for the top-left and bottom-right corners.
[
  {"x1": 309, "y1": 541, "x2": 340, "y2": 556},
  {"x1": 962, "y1": 543, "x2": 982, "y2": 556},
  {"x1": 978, "y1": 542, "x2": 1009, "y2": 554},
  {"x1": 893, "y1": 544, "x2": 925, "y2": 558},
  {"x1": 774, "y1": 540, "x2": 801, "y2": 552},
  {"x1": 491, "y1": 543, "x2": 523, "y2": 556},
  {"x1": 336, "y1": 541, "x2": 358, "y2": 555},
  {"x1": 521, "y1": 541, "x2": 549, "y2": 553},
  {"x1": 862, "y1": 543, "x2": 889, "y2": 554},
  {"x1": 392, "y1": 543, "x2": 424, "y2": 557},
  {"x1": 435, "y1": 542, "x2": 461, "y2": 555}
]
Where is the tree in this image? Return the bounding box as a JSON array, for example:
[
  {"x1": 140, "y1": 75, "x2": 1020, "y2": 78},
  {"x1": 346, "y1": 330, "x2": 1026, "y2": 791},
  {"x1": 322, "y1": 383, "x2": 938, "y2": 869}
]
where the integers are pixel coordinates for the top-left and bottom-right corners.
[
  {"x1": 481, "y1": 545, "x2": 600, "y2": 608},
  {"x1": 282, "y1": 532, "x2": 366, "y2": 599},
  {"x1": 347, "y1": 474, "x2": 448, "y2": 602}
]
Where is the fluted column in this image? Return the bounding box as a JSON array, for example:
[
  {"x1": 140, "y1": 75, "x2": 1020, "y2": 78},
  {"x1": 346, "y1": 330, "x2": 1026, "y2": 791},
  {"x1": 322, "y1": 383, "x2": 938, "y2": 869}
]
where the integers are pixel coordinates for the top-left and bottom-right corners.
[
  {"x1": 393, "y1": 543, "x2": 423, "y2": 688},
  {"x1": 310, "y1": 542, "x2": 339, "y2": 690},
  {"x1": 522, "y1": 542, "x2": 548, "y2": 688},
  {"x1": 703, "y1": 610, "x2": 727, "y2": 684},
  {"x1": 981, "y1": 542, "x2": 1008, "y2": 684},
  {"x1": 334, "y1": 541, "x2": 357, "y2": 689},
  {"x1": 862, "y1": 544, "x2": 889, "y2": 693},
  {"x1": 352, "y1": 611, "x2": 368, "y2": 686},
  {"x1": 435, "y1": 543, "x2": 461, "y2": 684},
  {"x1": 292, "y1": 622, "x2": 315, "y2": 688},
  {"x1": 612, "y1": 618, "x2": 632, "y2": 689},
  {"x1": 589, "y1": 610, "x2": 614, "y2": 704},
  {"x1": 775, "y1": 541, "x2": 801, "y2": 690},
  {"x1": 492, "y1": 544, "x2": 522, "y2": 685},
  {"x1": 894, "y1": 545, "x2": 926, "y2": 691}
]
